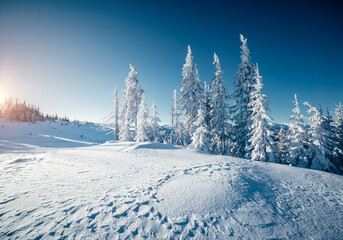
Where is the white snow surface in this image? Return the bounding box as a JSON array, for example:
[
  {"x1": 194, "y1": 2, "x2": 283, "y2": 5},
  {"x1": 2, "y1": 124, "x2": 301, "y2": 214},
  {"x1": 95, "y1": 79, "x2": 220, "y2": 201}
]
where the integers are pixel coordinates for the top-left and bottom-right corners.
[{"x1": 0, "y1": 120, "x2": 343, "y2": 239}]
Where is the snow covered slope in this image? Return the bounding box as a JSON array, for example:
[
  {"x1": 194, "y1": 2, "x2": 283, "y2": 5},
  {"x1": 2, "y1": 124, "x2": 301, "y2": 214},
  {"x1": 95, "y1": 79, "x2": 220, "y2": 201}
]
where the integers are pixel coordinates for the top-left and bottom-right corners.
[{"x1": 0, "y1": 121, "x2": 342, "y2": 239}]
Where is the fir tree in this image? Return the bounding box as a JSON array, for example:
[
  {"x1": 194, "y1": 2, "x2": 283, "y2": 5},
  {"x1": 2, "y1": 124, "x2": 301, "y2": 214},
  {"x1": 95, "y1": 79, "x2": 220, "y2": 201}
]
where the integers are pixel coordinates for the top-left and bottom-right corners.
[
  {"x1": 231, "y1": 34, "x2": 255, "y2": 158},
  {"x1": 246, "y1": 64, "x2": 275, "y2": 162},
  {"x1": 210, "y1": 53, "x2": 230, "y2": 155},
  {"x1": 334, "y1": 102, "x2": 343, "y2": 170},
  {"x1": 103, "y1": 87, "x2": 120, "y2": 141},
  {"x1": 179, "y1": 45, "x2": 203, "y2": 143},
  {"x1": 304, "y1": 102, "x2": 337, "y2": 172},
  {"x1": 275, "y1": 125, "x2": 288, "y2": 163},
  {"x1": 321, "y1": 107, "x2": 338, "y2": 168},
  {"x1": 151, "y1": 102, "x2": 161, "y2": 142},
  {"x1": 287, "y1": 94, "x2": 310, "y2": 167},
  {"x1": 203, "y1": 82, "x2": 212, "y2": 131},
  {"x1": 190, "y1": 102, "x2": 210, "y2": 152},
  {"x1": 114, "y1": 87, "x2": 120, "y2": 140},
  {"x1": 170, "y1": 89, "x2": 183, "y2": 145},
  {"x1": 120, "y1": 64, "x2": 143, "y2": 141},
  {"x1": 136, "y1": 95, "x2": 151, "y2": 142}
]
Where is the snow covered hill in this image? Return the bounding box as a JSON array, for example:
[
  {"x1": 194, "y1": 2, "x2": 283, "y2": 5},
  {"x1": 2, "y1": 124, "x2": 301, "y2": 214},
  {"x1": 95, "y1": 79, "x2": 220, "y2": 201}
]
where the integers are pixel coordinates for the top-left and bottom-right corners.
[{"x1": 0, "y1": 121, "x2": 343, "y2": 239}]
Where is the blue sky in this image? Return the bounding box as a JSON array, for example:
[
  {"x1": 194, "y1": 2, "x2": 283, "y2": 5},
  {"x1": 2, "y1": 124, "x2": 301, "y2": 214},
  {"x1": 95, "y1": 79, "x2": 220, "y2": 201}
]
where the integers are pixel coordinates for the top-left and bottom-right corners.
[{"x1": 0, "y1": 0, "x2": 342, "y2": 124}]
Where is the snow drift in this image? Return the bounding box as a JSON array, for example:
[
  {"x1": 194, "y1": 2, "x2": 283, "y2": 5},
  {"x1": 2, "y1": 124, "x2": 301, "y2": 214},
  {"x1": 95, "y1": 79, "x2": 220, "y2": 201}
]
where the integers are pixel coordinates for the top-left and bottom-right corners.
[{"x1": 0, "y1": 121, "x2": 342, "y2": 239}]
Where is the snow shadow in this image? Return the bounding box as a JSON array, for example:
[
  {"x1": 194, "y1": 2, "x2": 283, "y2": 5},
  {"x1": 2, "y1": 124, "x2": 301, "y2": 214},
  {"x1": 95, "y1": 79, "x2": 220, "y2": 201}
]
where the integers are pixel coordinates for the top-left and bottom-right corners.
[
  {"x1": 134, "y1": 142, "x2": 180, "y2": 150},
  {"x1": 0, "y1": 135, "x2": 97, "y2": 152}
]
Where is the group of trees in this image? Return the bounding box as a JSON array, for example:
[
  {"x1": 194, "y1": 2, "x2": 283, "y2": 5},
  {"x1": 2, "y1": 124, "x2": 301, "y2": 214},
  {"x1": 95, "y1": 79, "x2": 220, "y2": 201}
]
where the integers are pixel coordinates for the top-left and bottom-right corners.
[
  {"x1": 103, "y1": 64, "x2": 162, "y2": 143},
  {"x1": 281, "y1": 96, "x2": 343, "y2": 173},
  {"x1": 0, "y1": 97, "x2": 72, "y2": 123},
  {"x1": 0, "y1": 97, "x2": 44, "y2": 123},
  {"x1": 105, "y1": 34, "x2": 342, "y2": 174}
]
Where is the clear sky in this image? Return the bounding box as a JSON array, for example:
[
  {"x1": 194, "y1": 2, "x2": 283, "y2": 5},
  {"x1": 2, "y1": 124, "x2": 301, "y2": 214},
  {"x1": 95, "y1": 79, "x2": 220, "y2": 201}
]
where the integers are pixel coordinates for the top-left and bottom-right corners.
[{"x1": 0, "y1": 0, "x2": 342, "y2": 124}]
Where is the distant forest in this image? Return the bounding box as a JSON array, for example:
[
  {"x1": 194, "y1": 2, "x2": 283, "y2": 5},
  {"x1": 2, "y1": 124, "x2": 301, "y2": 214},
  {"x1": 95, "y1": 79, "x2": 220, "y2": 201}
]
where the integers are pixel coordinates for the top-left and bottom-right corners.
[{"x1": 0, "y1": 97, "x2": 73, "y2": 123}]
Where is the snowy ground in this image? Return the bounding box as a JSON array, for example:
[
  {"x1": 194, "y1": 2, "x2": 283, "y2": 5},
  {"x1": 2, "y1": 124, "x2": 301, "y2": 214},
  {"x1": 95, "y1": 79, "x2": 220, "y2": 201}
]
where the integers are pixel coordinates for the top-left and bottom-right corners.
[{"x1": 0, "y1": 121, "x2": 343, "y2": 239}]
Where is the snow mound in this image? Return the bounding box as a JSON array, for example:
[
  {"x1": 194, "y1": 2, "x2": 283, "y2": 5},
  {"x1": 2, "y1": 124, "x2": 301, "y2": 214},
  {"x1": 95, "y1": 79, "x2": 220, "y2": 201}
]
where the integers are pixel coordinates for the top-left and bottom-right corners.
[
  {"x1": 0, "y1": 120, "x2": 114, "y2": 152},
  {"x1": 0, "y1": 122, "x2": 343, "y2": 239}
]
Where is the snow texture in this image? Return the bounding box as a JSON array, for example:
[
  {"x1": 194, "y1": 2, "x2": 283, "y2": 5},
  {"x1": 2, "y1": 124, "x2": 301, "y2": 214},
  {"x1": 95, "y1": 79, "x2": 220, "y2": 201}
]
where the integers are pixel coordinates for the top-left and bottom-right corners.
[{"x1": 0, "y1": 120, "x2": 343, "y2": 239}]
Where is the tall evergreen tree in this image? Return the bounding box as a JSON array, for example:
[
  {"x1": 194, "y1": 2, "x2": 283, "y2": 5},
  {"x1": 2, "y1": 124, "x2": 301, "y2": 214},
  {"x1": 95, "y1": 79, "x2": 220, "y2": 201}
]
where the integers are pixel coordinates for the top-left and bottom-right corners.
[
  {"x1": 210, "y1": 53, "x2": 230, "y2": 155},
  {"x1": 114, "y1": 87, "x2": 120, "y2": 140},
  {"x1": 304, "y1": 102, "x2": 337, "y2": 172},
  {"x1": 136, "y1": 95, "x2": 150, "y2": 142},
  {"x1": 170, "y1": 89, "x2": 183, "y2": 145},
  {"x1": 334, "y1": 102, "x2": 343, "y2": 170},
  {"x1": 231, "y1": 34, "x2": 255, "y2": 158},
  {"x1": 287, "y1": 94, "x2": 310, "y2": 167},
  {"x1": 321, "y1": 107, "x2": 339, "y2": 168},
  {"x1": 190, "y1": 101, "x2": 210, "y2": 152},
  {"x1": 103, "y1": 87, "x2": 120, "y2": 141},
  {"x1": 179, "y1": 45, "x2": 203, "y2": 143},
  {"x1": 151, "y1": 102, "x2": 161, "y2": 142},
  {"x1": 203, "y1": 82, "x2": 212, "y2": 131},
  {"x1": 246, "y1": 64, "x2": 275, "y2": 162},
  {"x1": 120, "y1": 64, "x2": 143, "y2": 141},
  {"x1": 275, "y1": 125, "x2": 289, "y2": 163}
]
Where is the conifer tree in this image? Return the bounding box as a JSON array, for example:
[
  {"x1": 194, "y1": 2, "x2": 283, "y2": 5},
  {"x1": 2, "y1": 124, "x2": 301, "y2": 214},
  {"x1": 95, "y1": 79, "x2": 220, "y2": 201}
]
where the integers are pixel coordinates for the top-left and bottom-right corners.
[
  {"x1": 275, "y1": 125, "x2": 288, "y2": 163},
  {"x1": 103, "y1": 87, "x2": 120, "y2": 141},
  {"x1": 334, "y1": 102, "x2": 343, "y2": 170},
  {"x1": 179, "y1": 45, "x2": 203, "y2": 143},
  {"x1": 114, "y1": 87, "x2": 120, "y2": 140},
  {"x1": 170, "y1": 89, "x2": 183, "y2": 145},
  {"x1": 203, "y1": 82, "x2": 212, "y2": 131},
  {"x1": 304, "y1": 102, "x2": 337, "y2": 172},
  {"x1": 151, "y1": 102, "x2": 161, "y2": 142},
  {"x1": 191, "y1": 101, "x2": 210, "y2": 152},
  {"x1": 120, "y1": 64, "x2": 143, "y2": 141},
  {"x1": 231, "y1": 34, "x2": 255, "y2": 158},
  {"x1": 321, "y1": 107, "x2": 338, "y2": 167},
  {"x1": 210, "y1": 53, "x2": 230, "y2": 155},
  {"x1": 287, "y1": 94, "x2": 310, "y2": 167},
  {"x1": 246, "y1": 64, "x2": 275, "y2": 162},
  {"x1": 136, "y1": 95, "x2": 150, "y2": 142}
]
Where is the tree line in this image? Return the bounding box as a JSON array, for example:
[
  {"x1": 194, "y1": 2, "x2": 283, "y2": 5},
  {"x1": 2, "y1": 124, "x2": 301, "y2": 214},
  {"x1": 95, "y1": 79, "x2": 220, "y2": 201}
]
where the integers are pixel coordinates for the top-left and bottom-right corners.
[
  {"x1": 0, "y1": 97, "x2": 71, "y2": 123},
  {"x1": 105, "y1": 34, "x2": 343, "y2": 174}
]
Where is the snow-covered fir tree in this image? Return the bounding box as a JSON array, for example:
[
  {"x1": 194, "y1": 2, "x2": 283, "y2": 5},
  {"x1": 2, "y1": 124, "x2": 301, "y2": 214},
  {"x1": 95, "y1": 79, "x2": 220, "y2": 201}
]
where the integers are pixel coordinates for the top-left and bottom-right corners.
[
  {"x1": 179, "y1": 45, "x2": 203, "y2": 143},
  {"x1": 203, "y1": 82, "x2": 212, "y2": 131},
  {"x1": 150, "y1": 102, "x2": 161, "y2": 142},
  {"x1": 169, "y1": 89, "x2": 183, "y2": 145},
  {"x1": 246, "y1": 64, "x2": 275, "y2": 162},
  {"x1": 103, "y1": 87, "x2": 120, "y2": 141},
  {"x1": 171, "y1": 90, "x2": 176, "y2": 126},
  {"x1": 275, "y1": 125, "x2": 288, "y2": 163},
  {"x1": 0, "y1": 98, "x2": 44, "y2": 123},
  {"x1": 120, "y1": 64, "x2": 143, "y2": 141},
  {"x1": 287, "y1": 94, "x2": 310, "y2": 167},
  {"x1": 120, "y1": 112, "x2": 131, "y2": 141},
  {"x1": 190, "y1": 101, "x2": 210, "y2": 152},
  {"x1": 321, "y1": 107, "x2": 339, "y2": 168},
  {"x1": 136, "y1": 95, "x2": 151, "y2": 142},
  {"x1": 304, "y1": 101, "x2": 337, "y2": 172},
  {"x1": 210, "y1": 53, "x2": 230, "y2": 155},
  {"x1": 113, "y1": 87, "x2": 120, "y2": 140},
  {"x1": 334, "y1": 102, "x2": 343, "y2": 170},
  {"x1": 231, "y1": 34, "x2": 255, "y2": 158}
]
